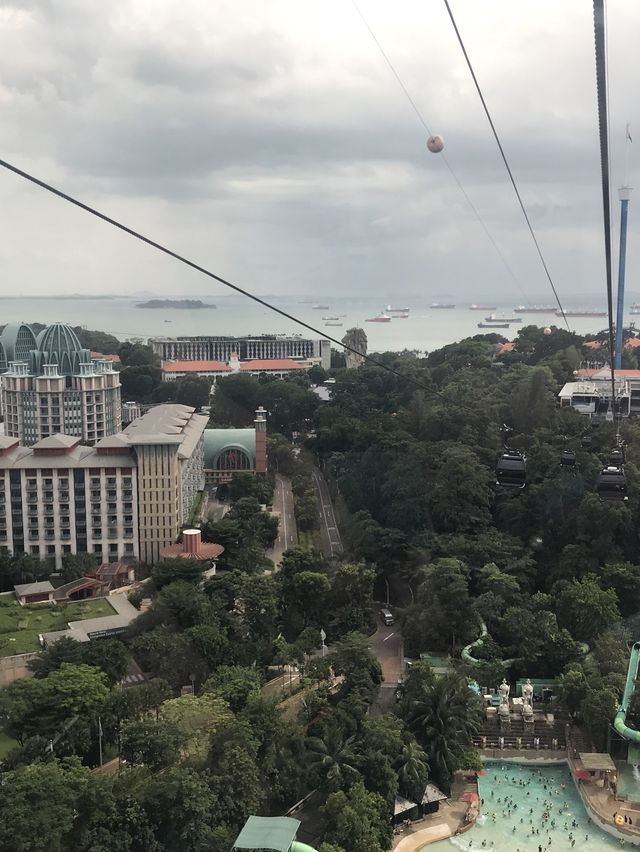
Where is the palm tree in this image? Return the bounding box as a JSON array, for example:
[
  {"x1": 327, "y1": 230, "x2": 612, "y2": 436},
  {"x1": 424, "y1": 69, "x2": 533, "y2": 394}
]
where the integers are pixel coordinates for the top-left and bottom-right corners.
[
  {"x1": 306, "y1": 725, "x2": 361, "y2": 792},
  {"x1": 406, "y1": 672, "x2": 483, "y2": 793},
  {"x1": 394, "y1": 739, "x2": 429, "y2": 803}
]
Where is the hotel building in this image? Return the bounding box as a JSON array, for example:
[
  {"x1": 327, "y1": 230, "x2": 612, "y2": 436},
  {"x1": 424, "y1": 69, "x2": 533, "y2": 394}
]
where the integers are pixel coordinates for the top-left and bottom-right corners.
[
  {"x1": 150, "y1": 334, "x2": 331, "y2": 371},
  {"x1": 0, "y1": 322, "x2": 121, "y2": 446}
]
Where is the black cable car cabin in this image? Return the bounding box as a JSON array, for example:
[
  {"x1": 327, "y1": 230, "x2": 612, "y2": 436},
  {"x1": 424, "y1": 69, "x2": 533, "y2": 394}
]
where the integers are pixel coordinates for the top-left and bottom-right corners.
[
  {"x1": 597, "y1": 466, "x2": 628, "y2": 501},
  {"x1": 496, "y1": 452, "x2": 526, "y2": 489},
  {"x1": 608, "y1": 448, "x2": 624, "y2": 467},
  {"x1": 560, "y1": 449, "x2": 576, "y2": 467}
]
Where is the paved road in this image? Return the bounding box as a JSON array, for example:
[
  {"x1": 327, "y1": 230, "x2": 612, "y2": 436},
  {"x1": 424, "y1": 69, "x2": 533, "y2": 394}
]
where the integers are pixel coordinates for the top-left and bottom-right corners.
[
  {"x1": 312, "y1": 467, "x2": 343, "y2": 559},
  {"x1": 268, "y1": 473, "x2": 298, "y2": 567},
  {"x1": 371, "y1": 619, "x2": 404, "y2": 687}
]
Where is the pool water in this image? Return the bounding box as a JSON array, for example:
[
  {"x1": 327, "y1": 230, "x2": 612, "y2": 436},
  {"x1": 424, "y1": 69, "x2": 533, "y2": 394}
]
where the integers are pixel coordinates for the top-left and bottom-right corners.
[{"x1": 431, "y1": 762, "x2": 623, "y2": 851}]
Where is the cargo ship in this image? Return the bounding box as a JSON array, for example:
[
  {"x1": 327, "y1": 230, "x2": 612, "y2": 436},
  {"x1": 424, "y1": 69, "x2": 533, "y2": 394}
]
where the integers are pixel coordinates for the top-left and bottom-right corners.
[
  {"x1": 322, "y1": 315, "x2": 340, "y2": 321},
  {"x1": 485, "y1": 314, "x2": 523, "y2": 323},
  {"x1": 555, "y1": 310, "x2": 606, "y2": 318},
  {"x1": 387, "y1": 305, "x2": 410, "y2": 313},
  {"x1": 514, "y1": 305, "x2": 557, "y2": 313},
  {"x1": 325, "y1": 321, "x2": 343, "y2": 327},
  {"x1": 478, "y1": 322, "x2": 509, "y2": 328},
  {"x1": 631, "y1": 304, "x2": 640, "y2": 315},
  {"x1": 430, "y1": 302, "x2": 455, "y2": 309},
  {"x1": 312, "y1": 304, "x2": 330, "y2": 310},
  {"x1": 469, "y1": 304, "x2": 497, "y2": 311},
  {"x1": 365, "y1": 313, "x2": 392, "y2": 323}
]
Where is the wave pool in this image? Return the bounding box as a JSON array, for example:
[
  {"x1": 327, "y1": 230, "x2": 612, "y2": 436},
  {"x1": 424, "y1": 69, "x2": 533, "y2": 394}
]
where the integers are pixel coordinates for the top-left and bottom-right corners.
[{"x1": 430, "y1": 762, "x2": 623, "y2": 851}]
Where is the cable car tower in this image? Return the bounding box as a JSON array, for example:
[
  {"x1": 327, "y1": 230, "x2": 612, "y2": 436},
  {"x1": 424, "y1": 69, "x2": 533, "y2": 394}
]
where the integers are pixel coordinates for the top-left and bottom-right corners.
[{"x1": 615, "y1": 127, "x2": 633, "y2": 370}]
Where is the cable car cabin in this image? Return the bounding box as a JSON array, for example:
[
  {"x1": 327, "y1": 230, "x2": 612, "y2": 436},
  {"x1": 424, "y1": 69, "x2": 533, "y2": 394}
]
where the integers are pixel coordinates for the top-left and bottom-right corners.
[
  {"x1": 561, "y1": 449, "x2": 576, "y2": 467},
  {"x1": 608, "y1": 448, "x2": 624, "y2": 467},
  {"x1": 496, "y1": 452, "x2": 526, "y2": 489},
  {"x1": 581, "y1": 435, "x2": 593, "y2": 449},
  {"x1": 597, "y1": 466, "x2": 628, "y2": 501}
]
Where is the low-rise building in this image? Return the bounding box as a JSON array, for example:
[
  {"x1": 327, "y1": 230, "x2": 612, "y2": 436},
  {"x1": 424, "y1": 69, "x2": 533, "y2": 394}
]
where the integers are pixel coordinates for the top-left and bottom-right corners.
[
  {"x1": 203, "y1": 407, "x2": 268, "y2": 484},
  {"x1": 151, "y1": 333, "x2": 330, "y2": 370},
  {"x1": 558, "y1": 369, "x2": 640, "y2": 418},
  {"x1": 162, "y1": 354, "x2": 308, "y2": 383}
]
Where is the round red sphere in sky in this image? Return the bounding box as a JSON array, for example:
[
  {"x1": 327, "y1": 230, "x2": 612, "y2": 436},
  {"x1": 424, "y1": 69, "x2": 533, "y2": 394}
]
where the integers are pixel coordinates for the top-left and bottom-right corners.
[
  {"x1": 543, "y1": 327, "x2": 552, "y2": 335},
  {"x1": 426, "y1": 135, "x2": 444, "y2": 153}
]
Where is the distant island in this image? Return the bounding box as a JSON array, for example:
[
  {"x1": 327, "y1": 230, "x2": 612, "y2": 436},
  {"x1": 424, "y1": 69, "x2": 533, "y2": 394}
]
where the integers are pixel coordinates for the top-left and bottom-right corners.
[{"x1": 135, "y1": 299, "x2": 216, "y2": 310}]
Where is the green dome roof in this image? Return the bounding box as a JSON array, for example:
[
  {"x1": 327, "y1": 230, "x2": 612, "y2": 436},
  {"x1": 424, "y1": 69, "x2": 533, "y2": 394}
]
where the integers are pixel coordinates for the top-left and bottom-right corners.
[
  {"x1": 203, "y1": 429, "x2": 256, "y2": 470},
  {"x1": 1, "y1": 323, "x2": 37, "y2": 363},
  {"x1": 36, "y1": 323, "x2": 82, "y2": 357}
]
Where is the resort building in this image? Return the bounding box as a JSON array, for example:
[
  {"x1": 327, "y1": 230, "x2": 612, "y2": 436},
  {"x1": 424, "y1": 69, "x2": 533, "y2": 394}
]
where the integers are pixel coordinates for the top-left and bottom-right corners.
[
  {"x1": 0, "y1": 404, "x2": 209, "y2": 568},
  {"x1": 162, "y1": 353, "x2": 308, "y2": 383},
  {"x1": 150, "y1": 333, "x2": 331, "y2": 370},
  {"x1": 0, "y1": 322, "x2": 121, "y2": 446},
  {"x1": 558, "y1": 369, "x2": 640, "y2": 418},
  {"x1": 100, "y1": 404, "x2": 208, "y2": 564},
  {"x1": 0, "y1": 433, "x2": 138, "y2": 569}
]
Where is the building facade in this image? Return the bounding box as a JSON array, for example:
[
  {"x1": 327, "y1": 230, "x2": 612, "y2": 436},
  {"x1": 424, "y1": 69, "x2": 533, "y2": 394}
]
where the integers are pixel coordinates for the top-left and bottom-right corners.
[
  {"x1": 0, "y1": 434, "x2": 138, "y2": 569},
  {"x1": 203, "y1": 407, "x2": 268, "y2": 484},
  {"x1": 0, "y1": 405, "x2": 208, "y2": 568},
  {"x1": 161, "y1": 355, "x2": 308, "y2": 383},
  {"x1": 0, "y1": 322, "x2": 121, "y2": 446},
  {"x1": 150, "y1": 334, "x2": 331, "y2": 370},
  {"x1": 108, "y1": 404, "x2": 208, "y2": 564}
]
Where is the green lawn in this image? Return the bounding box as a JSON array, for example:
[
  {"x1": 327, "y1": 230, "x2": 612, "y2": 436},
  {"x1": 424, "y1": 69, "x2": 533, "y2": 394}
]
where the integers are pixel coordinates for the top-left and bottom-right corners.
[
  {"x1": 0, "y1": 728, "x2": 18, "y2": 759},
  {"x1": 0, "y1": 593, "x2": 115, "y2": 655}
]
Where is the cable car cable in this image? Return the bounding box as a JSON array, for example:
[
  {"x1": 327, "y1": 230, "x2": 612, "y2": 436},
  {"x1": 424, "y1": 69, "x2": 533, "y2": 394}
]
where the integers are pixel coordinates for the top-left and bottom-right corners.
[
  {"x1": 442, "y1": 0, "x2": 571, "y2": 332},
  {"x1": 350, "y1": 0, "x2": 532, "y2": 303}
]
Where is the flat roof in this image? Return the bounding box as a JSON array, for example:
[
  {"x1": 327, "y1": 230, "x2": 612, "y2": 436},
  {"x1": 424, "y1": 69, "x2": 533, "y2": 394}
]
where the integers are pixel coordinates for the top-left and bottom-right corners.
[
  {"x1": 14, "y1": 581, "x2": 54, "y2": 596},
  {"x1": 232, "y1": 816, "x2": 300, "y2": 851},
  {"x1": 579, "y1": 753, "x2": 617, "y2": 772}
]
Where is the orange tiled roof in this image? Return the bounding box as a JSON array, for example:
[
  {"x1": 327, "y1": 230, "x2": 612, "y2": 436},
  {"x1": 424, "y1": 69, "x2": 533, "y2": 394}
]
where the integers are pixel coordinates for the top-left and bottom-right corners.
[
  {"x1": 91, "y1": 352, "x2": 121, "y2": 362},
  {"x1": 239, "y1": 359, "x2": 306, "y2": 371},
  {"x1": 162, "y1": 360, "x2": 231, "y2": 373},
  {"x1": 497, "y1": 342, "x2": 516, "y2": 353}
]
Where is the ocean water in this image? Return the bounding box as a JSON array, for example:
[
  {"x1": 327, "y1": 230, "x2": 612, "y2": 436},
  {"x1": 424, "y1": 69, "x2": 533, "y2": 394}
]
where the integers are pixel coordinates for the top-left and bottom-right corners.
[
  {"x1": 430, "y1": 762, "x2": 623, "y2": 852},
  {"x1": 0, "y1": 294, "x2": 623, "y2": 354}
]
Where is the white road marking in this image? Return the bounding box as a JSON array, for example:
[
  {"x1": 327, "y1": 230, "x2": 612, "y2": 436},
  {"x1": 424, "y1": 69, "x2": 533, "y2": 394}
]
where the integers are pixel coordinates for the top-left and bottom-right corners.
[{"x1": 383, "y1": 632, "x2": 396, "y2": 642}]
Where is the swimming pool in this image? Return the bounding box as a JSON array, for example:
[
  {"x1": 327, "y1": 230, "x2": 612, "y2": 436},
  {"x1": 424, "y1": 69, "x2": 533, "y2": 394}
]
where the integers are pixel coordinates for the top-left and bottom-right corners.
[{"x1": 430, "y1": 762, "x2": 623, "y2": 851}]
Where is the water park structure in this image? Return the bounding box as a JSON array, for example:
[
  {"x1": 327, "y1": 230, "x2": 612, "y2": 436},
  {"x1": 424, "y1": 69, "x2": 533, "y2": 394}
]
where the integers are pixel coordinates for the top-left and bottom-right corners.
[{"x1": 231, "y1": 816, "x2": 319, "y2": 852}]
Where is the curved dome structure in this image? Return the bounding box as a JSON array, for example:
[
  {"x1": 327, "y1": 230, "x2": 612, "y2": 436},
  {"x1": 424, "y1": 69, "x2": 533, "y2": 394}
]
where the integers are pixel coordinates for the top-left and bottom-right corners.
[
  {"x1": 35, "y1": 323, "x2": 90, "y2": 375},
  {"x1": 36, "y1": 323, "x2": 82, "y2": 357},
  {"x1": 1, "y1": 322, "x2": 37, "y2": 363}
]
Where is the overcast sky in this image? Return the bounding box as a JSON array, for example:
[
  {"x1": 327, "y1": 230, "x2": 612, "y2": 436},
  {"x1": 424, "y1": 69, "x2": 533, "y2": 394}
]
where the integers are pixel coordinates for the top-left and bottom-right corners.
[{"x1": 1, "y1": 0, "x2": 640, "y2": 302}]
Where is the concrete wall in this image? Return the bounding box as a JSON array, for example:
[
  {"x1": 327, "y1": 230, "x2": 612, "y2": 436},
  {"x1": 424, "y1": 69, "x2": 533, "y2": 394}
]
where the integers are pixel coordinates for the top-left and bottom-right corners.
[{"x1": 0, "y1": 652, "x2": 38, "y2": 685}]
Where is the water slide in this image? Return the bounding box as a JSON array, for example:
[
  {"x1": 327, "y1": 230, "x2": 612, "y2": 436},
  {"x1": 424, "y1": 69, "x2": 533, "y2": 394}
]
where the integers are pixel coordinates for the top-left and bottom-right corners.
[{"x1": 614, "y1": 641, "x2": 640, "y2": 742}]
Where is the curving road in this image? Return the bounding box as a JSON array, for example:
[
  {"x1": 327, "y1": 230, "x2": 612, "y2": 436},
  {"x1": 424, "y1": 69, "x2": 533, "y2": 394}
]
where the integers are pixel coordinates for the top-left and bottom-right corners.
[{"x1": 312, "y1": 467, "x2": 343, "y2": 559}]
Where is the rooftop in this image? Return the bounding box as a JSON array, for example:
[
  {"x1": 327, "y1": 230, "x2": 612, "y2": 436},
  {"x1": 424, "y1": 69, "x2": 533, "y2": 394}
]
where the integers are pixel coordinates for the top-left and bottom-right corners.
[
  {"x1": 163, "y1": 359, "x2": 231, "y2": 373},
  {"x1": 579, "y1": 752, "x2": 617, "y2": 772},
  {"x1": 232, "y1": 816, "x2": 300, "y2": 851},
  {"x1": 14, "y1": 581, "x2": 54, "y2": 597},
  {"x1": 122, "y1": 404, "x2": 209, "y2": 460}
]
